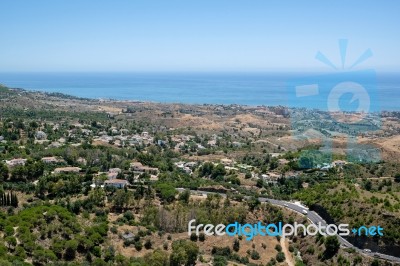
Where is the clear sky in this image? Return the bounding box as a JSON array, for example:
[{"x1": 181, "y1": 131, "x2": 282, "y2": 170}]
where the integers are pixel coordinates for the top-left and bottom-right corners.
[{"x1": 0, "y1": 1, "x2": 399, "y2": 72}]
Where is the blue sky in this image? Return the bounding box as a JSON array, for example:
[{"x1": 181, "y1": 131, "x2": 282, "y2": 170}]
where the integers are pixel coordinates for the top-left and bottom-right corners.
[{"x1": 0, "y1": 1, "x2": 399, "y2": 72}]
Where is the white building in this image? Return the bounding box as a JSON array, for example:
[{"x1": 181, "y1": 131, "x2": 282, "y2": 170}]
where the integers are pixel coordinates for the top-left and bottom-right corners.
[{"x1": 104, "y1": 179, "x2": 129, "y2": 188}]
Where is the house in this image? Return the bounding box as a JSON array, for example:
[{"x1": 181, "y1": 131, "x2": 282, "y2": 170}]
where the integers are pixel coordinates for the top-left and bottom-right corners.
[
  {"x1": 220, "y1": 158, "x2": 233, "y2": 166},
  {"x1": 53, "y1": 167, "x2": 81, "y2": 174},
  {"x1": 232, "y1": 141, "x2": 243, "y2": 148},
  {"x1": 81, "y1": 129, "x2": 92, "y2": 135},
  {"x1": 333, "y1": 160, "x2": 347, "y2": 167},
  {"x1": 278, "y1": 158, "x2": 289, "y2": 165},
  {"x1": 130, "y1": 161, "x2": 159, "y2": 175},
  {"x1": 77, "y1": 157, "x2": 87, "y2": 165},
  {"x1": 319, "y1": 163, "x2": 333, "y2": 171},
  {"x1": 185, "y1": 162, "x2": 197, "y2": 169},
  {"x1": 175, "y1": 161, "x2": 185, "y2": 169},
  {"x1": 104, "y1": 179, "x2": 129, "y2": 189},
  {"x1": 35, "y1": 131, "x2": 47, "y2": 140},
  {"x1": 207, "y1": 139, "x2": 217, "y2": 146},
  {"x1": 237, "y1": 164, "x2": 253, "y2": 171},
  {"x1": 122, "y1": 232, "x2": 135, "y2": 241},
  {"x1": 107, "y1": 172, "x2": 118, "y2": 180},
  {"x1": 5, "y1": 158, "x2": 27, "y2": 167},
  {"x1": 48, "y1": 141, "x2": 62, "y2": 148},
  {"x1": 41, "y1": 157, "x2": 59, "y2": 164},
  {"x1": 109, "y1": 168, "x2": 121, "y2": 173}
]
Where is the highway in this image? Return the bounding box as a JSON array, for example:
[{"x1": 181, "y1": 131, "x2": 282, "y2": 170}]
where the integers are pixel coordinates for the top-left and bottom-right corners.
[{"x1": 177, "y1": 188, "x2": 400, "y2": 264}]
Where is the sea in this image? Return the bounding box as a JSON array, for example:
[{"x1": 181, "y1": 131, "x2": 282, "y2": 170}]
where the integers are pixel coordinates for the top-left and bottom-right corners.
[{"x1": 0, "y1": 72, "x2": 399, "y2": 111}]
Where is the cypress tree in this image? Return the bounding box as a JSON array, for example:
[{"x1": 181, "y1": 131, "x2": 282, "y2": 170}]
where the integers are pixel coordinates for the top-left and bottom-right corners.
[
  {"x1": 6, "y1": 193, "x2": 11, "y2": 206},
  {"x1": 14, "y1": 194, "x2": 18, "y2": 207},
  {"x1": 11, "y1": 193, "x2": 18, "y2": 208},
  {"x1": 10, "y1": 193, "x2": 15, "y2": 207}
]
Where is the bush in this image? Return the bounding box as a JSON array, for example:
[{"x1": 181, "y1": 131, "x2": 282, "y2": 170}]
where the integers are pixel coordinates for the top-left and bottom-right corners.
[
  {"x1": 213, "y1": 256, "x2": 227, "y2": 266},
  {"x1": 135, "y1": 241, "x2": 143, "y2": 251},
  {"x1": 276, "y1": 252, "x2": 285, "y2": 262},
  {"x1": 199, "y1": 232, "x2": 205, "y2": 242},
  {"x1": 144, "y1": 239, "x2": 152, "y2": 250},
  {"x1": 250, "y1": 250, "x2": 260, "y2": 260},
  {"x1": 324, "y1": 236, "x2": 340, "y2": 257},
  {"x1": 170, "y1": 240, "x2": 199, "y2": 266},
  {"x1": 394, "y1": 173, "x2": 400, "y2": 183},
  {"x1": 110, "y1": 226, "x2": 118, "y2": 234},
  {"x1": 268, "y1": 258, "x2": 277, "y2": 266},
  {"x1": 92, "y1": 246, "x2": 102, "y2": 257},
  {"x1": 275, "y1": 244, "x2": 282, "y2": 252},
  {"x1": 65, "y1": 239, "x2": 78, "y2": 260},
  {"x1": 211, "y1": 246, "x2": 231, "y2": 257},
  {"x1": 190, "y1": 232, "x2": 198, "y2": 242},
  {"x1": 233, "y1": 238, "x2": 240, "y2": 252},
  {"x1": 123, "y1": 211, "x2": 134, "y2": 221}
]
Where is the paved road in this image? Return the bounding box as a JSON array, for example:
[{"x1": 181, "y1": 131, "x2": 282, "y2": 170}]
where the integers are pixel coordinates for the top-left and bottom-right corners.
[{"x1": 177, "y1": 188, "x2": 400, "y2": 264}]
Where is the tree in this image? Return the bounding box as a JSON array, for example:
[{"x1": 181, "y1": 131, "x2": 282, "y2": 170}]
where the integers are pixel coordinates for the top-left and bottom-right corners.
[
  {"x1": 371, "y1": 259, "x2": 380, "y2": 266},
  {"x1": 33, "y1": 249, "x2": 57, "y2": 265},
  {"x1": 65, "y1": 239, "x2": 78, "y2": 260},
  {"x1": 256, "y1": 178, "x2": 264, "y2": 188},
  {"x1": 170, "y1": 240, "x2": 199, "y2": 266},
  {"x1": 276, "y1": 251, "x2": 285, "y2": 262},
  {"x1": 199, "y1": 232, "x2": 205, "y2": 242},
  {"x1": 233, "y1": 238, "x2": 240, "y2": 252},
  {"x1": 104, "y1": 246, "x2": 115, "y2": 262},
  {"x1": 247, "y1": 196, "x2": 260, "y2": 211},
  {"x1": 324, "y1": 236, "x2": 340, "y2": 257},
  {"x1": 5, "y1": 236, "x2": 17, "y2": 250},
  {"x1": 135, "y1": 240, "x2": 143, "y2": 251},
  {"x1": 364, "y1": 180, "x2": 372, "y2": 191},
  {"x1": 394, "y1": 173, "x2": 400, "y2": 183},
  {"x1": 179, "y1": 189, "x2": 190, "y2": 204},
  {"x1": 88, "y1": 188, "x2": 106, "y2": 207},
  {"x1": 0, "y1": 163, "x2": 9, "y2": 182},
  {"x1": 144, "y1": 249, "x2": 169, "y2": 266},
  {"x1": 10, "y1": 192, "x2": 18, "y2": 207},
  {"x1": 190, "y1": 233, "x2": 198, "y2": 242},
  {"x1": 251, "y1": 250, "x2": 260, "y2": 260},
  {"x1": 213, "y1": 256, "x2": 227, "y2": 266},
  {"x1": 144, "y1": 239, "x2": 153, "y2": 250},
  {"x1": 211, "y1": 164, "x2": 226, "y2": 179},
  {"x1": 200, "y1": 162, "x2": 214, "y2": 177},
  {"x1": 113, "y1": 190, "x2": 132, "y2": 210},
  {"x1": 156, "y1": 183, "x2": 176, "y2": 203}
]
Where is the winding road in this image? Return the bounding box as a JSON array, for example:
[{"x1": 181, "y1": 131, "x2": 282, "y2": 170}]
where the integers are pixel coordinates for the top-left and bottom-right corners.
[{"x1": 176, "y1": 188, "x2": 400, "y2": 264}]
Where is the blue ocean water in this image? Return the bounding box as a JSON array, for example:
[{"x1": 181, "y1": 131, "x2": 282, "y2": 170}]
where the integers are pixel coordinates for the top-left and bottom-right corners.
[{"x1": 0, "y1": 72, "x2": 399, "y2": 110}]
